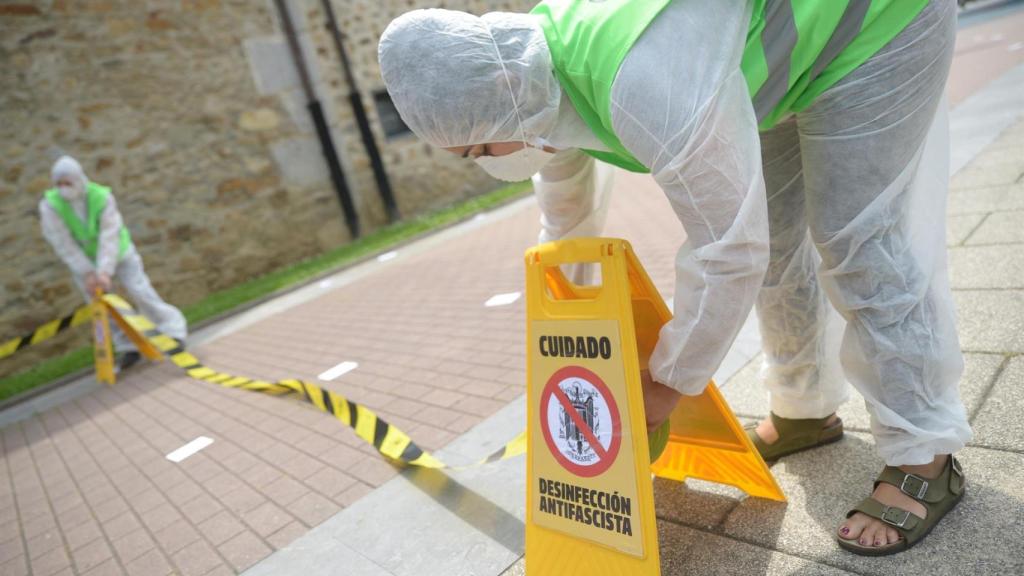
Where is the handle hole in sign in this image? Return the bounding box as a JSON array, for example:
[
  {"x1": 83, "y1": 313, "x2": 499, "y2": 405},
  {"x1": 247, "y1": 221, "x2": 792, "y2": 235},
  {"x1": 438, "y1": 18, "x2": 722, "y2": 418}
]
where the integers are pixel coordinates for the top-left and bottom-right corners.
[{"x1": 543, "y1": 262, "x2": 604, "y2": 303}]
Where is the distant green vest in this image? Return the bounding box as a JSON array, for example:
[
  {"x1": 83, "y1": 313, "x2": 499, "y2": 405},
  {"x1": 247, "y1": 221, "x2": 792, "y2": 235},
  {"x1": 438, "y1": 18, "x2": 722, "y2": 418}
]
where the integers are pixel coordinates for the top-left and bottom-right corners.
[
  {"x1": 44, "y1": 182, "x2": 132, "y2": 262},
  {"x1": 531, "y1": 0, "x2": 928, "y2": 173}
]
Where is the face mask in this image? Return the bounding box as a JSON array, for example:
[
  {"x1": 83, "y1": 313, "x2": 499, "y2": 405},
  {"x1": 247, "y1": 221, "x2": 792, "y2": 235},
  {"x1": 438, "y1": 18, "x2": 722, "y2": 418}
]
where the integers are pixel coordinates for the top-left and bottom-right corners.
[
  {"x1": 58, "y1": 184, "x2": 82, "y2": 200},
  {"x1": 475, "y1": 145, "x2": 555, "y2": 182}
]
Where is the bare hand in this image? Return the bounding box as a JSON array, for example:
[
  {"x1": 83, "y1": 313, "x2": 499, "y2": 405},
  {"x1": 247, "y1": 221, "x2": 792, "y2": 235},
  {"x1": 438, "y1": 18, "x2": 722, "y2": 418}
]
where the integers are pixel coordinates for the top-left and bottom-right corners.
[
  {"x1": 641, "y1": 369, "x2": 682, "y2": 433},
  {"x1": 96, "y1": 272, "x2": 112, "y2": 292},
  {"x1": 85, "y1": 272, "x2": 112, "y2": 296},
  {"x1": 85, "y1": 273, "x2": 99, "y2": 295}
]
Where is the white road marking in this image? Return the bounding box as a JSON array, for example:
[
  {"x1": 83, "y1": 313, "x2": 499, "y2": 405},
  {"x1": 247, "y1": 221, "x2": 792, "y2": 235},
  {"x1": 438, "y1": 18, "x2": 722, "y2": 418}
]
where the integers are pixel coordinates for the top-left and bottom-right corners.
[
  {"x1": 484, "y1": 292, "x2": 521, "y2": 307},
  {"x1": 166, "y1": 436, "x2": 214, "y2": 463},
  {"x1": 318, "y1": 361, "x2": 359, "y2": 381}
]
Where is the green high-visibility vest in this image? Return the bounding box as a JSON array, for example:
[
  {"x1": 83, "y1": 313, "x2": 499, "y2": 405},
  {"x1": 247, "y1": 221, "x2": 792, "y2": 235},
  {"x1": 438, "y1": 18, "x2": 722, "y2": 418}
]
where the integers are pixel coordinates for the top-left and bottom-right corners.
[
  {"x1": 531, "y1": 0, "x2": 928, "y2": 173},
  {"x1": 44, "y1": 182, "x2": 132, "y2": 263}
]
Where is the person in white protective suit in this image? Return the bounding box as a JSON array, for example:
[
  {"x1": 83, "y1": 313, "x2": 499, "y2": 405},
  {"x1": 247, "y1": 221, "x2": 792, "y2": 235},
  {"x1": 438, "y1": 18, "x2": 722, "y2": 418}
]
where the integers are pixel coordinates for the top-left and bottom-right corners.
[
  {"x1": 39, "y1": 156, "x2": 188, "y2": 371},
  {"x1": 379, "y1": 0, "x2": 969, "y2": 555}
]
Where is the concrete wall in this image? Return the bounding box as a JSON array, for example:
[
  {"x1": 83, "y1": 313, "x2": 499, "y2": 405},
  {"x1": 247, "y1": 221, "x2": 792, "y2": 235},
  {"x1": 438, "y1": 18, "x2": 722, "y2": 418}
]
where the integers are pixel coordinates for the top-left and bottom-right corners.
[{"x1": 0, "y1": 0, "x2": 534, "y2": 378}]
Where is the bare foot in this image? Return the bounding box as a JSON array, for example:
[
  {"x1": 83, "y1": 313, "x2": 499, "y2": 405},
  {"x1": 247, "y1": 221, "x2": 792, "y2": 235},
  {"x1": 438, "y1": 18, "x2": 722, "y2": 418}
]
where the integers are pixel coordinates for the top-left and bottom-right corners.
[
  {"x1": 753, "y1": 413, "x2": 839, "y2": 445},
  {"x1": 837, "y1": 454, "x2": 950, "y2": 548}
]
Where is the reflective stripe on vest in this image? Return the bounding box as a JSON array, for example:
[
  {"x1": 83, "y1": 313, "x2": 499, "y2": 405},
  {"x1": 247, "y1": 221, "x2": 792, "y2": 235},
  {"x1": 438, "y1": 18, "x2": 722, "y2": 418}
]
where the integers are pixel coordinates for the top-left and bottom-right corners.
[
  {"x1": 753, "y1": 0, "x2": 799, "y2": 123},
  {"x1": 751, "y1": 0, "x2": 885, "y2": 125},
  {"x1": 746, "y1": 0, "x2": 927, "y2": 128},
  {"x1": 809, "y1": 0, "x2": 871, "y2": 83}
]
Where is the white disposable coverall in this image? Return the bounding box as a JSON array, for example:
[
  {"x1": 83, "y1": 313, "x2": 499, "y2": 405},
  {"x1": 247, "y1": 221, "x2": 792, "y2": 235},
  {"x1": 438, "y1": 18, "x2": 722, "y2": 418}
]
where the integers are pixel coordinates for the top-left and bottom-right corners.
[
  {"x1": 378, "y1": 0, "x2": 970, "y2": 465},
  {"x1": 40, "y1": 157, "x2": 188, "y2": 352}
]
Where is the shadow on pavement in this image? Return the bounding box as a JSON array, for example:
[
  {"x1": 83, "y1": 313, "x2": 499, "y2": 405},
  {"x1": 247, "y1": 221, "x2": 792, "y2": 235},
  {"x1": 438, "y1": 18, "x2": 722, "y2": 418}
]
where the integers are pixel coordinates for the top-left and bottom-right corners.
[{"x1": 402, "y1": 466, "x2": 526, "y2": 555}]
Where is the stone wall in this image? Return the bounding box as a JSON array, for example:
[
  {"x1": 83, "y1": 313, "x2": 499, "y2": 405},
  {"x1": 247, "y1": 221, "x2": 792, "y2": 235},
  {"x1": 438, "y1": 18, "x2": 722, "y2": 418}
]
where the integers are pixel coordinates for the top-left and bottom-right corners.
[{"x1": 0, "y1": 0, "x2": 535, "y2": 379}]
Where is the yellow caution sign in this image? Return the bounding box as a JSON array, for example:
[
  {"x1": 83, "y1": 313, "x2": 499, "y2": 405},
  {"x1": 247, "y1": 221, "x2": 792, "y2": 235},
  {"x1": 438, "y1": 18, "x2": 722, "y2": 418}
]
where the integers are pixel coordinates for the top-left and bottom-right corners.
[
  {"x1": 91, "y1": 292, "x2": 115, "y2": 385},
  {"x1": 651, "y1": 384, "x2": 785, "y2": 501},
  {"x1": 103, "y1": 294, "x2": 165, "y2": 362},
  {"x1": 525, "y1": 238, "x2": 783, "y2": 576},
  {"x1": 525, "y1": 238, "x2": 660, "y2": 574}
]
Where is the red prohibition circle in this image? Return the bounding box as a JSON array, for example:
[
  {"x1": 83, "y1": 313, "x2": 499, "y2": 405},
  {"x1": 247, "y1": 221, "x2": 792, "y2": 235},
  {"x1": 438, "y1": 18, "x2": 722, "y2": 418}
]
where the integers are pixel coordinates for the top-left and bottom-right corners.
[{"x1": 540, "y1": 365, "x2": 622, "y2": 478}]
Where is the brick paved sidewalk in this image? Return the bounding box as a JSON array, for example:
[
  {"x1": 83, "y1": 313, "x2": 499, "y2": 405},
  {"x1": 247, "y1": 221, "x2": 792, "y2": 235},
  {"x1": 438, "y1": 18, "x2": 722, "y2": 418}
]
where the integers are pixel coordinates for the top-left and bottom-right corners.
[{"x1": 0, "y1": 162, "x2": 681, "y2": 575}]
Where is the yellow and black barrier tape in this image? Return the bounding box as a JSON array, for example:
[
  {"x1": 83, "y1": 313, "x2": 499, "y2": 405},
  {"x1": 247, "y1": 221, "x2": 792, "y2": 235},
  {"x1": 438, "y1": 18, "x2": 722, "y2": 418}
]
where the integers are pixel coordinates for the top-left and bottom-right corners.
[
  {"x1": 102, "y1": 294, "x2": 526, "y2": 470},
  {"x1": 1, "y1": 305, "x2": 93, "y2": 361}
]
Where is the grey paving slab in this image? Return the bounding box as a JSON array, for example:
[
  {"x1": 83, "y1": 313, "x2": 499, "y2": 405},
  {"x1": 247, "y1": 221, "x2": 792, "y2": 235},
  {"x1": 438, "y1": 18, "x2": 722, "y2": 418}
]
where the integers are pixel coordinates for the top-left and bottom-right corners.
[
  {"x1": 499, "y1": 517, "x2": 858, "y2": 576},
  {"x1": 951, "y1": 162, "x2": 1024, "y2": 189},
  {"x1": 721, "y1": 437, "x2": 1024, "y2": 576},
  {"x1": 242, "y1": 539, "x2": 392, "y2": 576},
  {"x1": 947, "y1": 213, "x2": 986, "y2": 246},
  {"x1": 658, "y1": 523, "x2": 857, "y2": 576},
  {"x1": 720, "y1": 351, "x2": 1004, "y2": 434},
  {"x1": 953, "y1": 289, "x2": 1024, "y2": 353},
  {"x1": 949, "y1": 244, "x2": 1024, "y2": 289},
  {"x1": 244, "y1": 398, "x2": 527, "y2": 576},
  {"x1": 965, "y1": 136, "x2": 1024, "y2": 168},
  {"x1": 965, "y1": 210, "x2": 1024, "y2": 245},
  {"x1": 948, "y1": 62, "x2": 1024, "y2": 175},
  {"x1": 947, "y1": 181, "x2": 1024, "y2": 215},
  {"x1": 971, "y1": 355, "x2": 1024, "y2": 452},
  {"x1": 955, "y1": 353, "x2": 1005, "y2": 419},
  {"x1": 653, "y1": 477, "x2": 746, "y2": 532}
]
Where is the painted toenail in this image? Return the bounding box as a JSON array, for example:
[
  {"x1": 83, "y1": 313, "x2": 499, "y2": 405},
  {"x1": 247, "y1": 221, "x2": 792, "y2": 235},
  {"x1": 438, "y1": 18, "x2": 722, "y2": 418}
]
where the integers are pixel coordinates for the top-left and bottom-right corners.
[
  {"x1": 859, "y1": 539, "x2": 867, "y2": 545},
  {"x1": 840, "y1": 527, "x2": 849, "y2": 535},
  {"x1": 874, "y1": 540, "x2": 882, "y2": 546}
]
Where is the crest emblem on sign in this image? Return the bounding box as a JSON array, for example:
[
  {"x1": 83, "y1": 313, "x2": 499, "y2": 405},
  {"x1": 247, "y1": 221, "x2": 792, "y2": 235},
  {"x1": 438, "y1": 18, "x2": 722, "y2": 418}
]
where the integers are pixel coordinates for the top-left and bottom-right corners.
[
  {"x1": 542, "y1": 368, "x2": 619, "y2": 477},
  {"x1": 558, "y1": 382, "x2": 602, "y2": 463}
]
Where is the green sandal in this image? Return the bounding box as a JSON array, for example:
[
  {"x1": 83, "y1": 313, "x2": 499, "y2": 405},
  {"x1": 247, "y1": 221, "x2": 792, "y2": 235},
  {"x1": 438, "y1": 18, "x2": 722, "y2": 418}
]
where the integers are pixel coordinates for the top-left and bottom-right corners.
[
  {"x1": 838, "y1": 456, "x2": 965, "y2": 556},
  {"x1": 745, "y1": 412, "x2": 844, "y2": 461}
]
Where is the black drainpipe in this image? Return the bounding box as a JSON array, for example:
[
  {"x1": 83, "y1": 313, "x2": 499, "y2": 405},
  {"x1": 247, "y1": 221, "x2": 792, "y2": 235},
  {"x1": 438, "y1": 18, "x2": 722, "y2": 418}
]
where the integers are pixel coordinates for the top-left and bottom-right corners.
[
  {"x1": 273, "y1": 0, "x2": 361, "y2": 238},
  {"x1": 319, "y1": 0, "x2": 401, "y2": 223}
]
